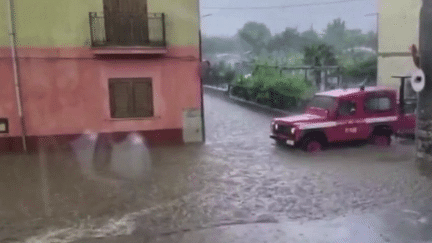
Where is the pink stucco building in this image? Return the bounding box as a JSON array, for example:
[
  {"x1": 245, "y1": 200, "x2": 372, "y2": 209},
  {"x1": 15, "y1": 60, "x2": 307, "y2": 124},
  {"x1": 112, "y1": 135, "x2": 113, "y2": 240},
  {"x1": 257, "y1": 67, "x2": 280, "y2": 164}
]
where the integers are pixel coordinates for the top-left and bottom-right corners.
[{"x1": 0, "y1": 0, "x2": 203, "y2": 152}]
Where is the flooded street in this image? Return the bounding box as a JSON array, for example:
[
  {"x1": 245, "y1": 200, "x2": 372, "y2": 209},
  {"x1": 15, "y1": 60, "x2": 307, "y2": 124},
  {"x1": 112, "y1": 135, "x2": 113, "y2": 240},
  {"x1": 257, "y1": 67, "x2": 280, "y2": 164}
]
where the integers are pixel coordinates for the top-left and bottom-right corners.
[{"x1": 1, "y1": 90, "x2": 432, "y2": 242}]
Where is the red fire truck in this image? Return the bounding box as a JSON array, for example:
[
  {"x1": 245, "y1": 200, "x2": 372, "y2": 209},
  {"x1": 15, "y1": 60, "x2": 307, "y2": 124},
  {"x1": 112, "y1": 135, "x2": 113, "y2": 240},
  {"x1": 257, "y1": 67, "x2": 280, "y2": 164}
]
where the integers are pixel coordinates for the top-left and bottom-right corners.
[{"x1": 270, "y1": 79, "x2": 416, "y2": 153}]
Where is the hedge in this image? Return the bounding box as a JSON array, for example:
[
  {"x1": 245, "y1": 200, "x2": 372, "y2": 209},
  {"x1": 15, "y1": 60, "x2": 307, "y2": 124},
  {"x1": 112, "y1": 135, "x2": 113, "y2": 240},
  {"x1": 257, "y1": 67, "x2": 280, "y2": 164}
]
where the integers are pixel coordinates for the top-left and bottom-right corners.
[{"x1": 230, "y1": 66, "x2": 311, "y2": 110}]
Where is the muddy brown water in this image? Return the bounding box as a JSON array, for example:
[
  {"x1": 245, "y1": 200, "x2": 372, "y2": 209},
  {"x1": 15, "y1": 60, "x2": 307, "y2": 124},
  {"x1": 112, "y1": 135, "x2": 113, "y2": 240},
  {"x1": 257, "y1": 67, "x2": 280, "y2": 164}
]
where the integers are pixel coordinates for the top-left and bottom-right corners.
[{"x1": 1, "y1": 92, "x2": 432, "y2": 242}]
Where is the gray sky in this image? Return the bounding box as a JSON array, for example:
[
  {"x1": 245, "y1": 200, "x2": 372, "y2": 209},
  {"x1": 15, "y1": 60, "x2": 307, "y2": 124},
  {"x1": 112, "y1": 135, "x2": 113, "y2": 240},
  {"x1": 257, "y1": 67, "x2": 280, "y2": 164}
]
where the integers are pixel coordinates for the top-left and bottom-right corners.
[{"x1": 200, "y1": 0, "x2": 377, "y2": 37}]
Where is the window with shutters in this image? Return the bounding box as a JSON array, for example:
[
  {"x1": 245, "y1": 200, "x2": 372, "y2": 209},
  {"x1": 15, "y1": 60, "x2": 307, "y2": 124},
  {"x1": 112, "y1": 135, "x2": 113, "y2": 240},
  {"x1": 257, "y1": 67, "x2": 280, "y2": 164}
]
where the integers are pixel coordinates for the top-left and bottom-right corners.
[{"x1": 109, "y1": 78, "x2": 154, "y2": 118}]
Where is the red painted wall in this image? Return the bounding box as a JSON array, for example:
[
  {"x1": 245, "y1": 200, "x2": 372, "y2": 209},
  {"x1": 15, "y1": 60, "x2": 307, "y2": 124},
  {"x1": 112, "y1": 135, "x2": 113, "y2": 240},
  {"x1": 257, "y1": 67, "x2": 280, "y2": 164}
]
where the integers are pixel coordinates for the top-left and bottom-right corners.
[{"x1": 0, "y1": 46, "x2": 201, "y2": 147}]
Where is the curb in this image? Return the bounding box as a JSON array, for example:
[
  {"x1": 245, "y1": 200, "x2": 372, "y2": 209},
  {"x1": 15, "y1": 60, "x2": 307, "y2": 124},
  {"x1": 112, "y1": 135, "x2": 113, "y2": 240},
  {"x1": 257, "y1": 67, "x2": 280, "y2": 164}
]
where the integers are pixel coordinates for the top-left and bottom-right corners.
[
  {"x1": 203, "y1": 85, "x2": 291, "y2": 116},
  {"x1": 203, "y1": 85, "x2": 229, "y2": 92}
]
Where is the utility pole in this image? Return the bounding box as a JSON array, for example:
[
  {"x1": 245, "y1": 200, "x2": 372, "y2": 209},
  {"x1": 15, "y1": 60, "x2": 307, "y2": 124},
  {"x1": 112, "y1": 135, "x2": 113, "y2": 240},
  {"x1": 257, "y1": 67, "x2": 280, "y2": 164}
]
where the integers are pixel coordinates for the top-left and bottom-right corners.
[
  {"x1": 415, "y1": 0, "x2": 432, "y2": 175},
  {"x1": 365, "y1": 13, "x2": 379, "y2": 52}
]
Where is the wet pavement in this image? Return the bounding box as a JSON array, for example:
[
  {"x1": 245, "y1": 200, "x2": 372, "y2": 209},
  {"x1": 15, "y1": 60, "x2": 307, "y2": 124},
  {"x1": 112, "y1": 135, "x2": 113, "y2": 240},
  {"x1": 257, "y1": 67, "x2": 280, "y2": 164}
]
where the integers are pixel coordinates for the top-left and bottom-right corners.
[{"x1": 1, "y1": 90, "x2": 432, "y2": 242}]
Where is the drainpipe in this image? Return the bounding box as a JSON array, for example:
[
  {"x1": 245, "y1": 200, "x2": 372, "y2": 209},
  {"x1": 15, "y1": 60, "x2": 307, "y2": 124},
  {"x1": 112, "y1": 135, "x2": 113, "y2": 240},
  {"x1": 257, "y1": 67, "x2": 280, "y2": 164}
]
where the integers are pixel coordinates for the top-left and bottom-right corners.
[
  {"x1": 198, "y1": 3, "x2": 206, "y2": 143},
  {"x1": 199, "y1": 29, "x2": 206, "y2": 143},
  {"x1": 6, "y1": 0, "x2": 27, "y2": 152}
]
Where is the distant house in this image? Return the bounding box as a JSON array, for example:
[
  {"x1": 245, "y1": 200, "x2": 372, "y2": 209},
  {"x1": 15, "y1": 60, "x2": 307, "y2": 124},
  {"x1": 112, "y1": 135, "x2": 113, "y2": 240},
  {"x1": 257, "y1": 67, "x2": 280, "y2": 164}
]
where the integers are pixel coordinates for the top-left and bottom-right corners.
[
  {"x1": 344, "y1": 47, "x2": 377, "y2": 55},
  {"x1": 213, "y1": 53, "x2": 243, "y2": 67},
  {"x1": 377, "y1": 0, "x2": 421, "y2": 89},
  {"x1": 0, "y1": 0, "x2": 203, "y2": 152}
]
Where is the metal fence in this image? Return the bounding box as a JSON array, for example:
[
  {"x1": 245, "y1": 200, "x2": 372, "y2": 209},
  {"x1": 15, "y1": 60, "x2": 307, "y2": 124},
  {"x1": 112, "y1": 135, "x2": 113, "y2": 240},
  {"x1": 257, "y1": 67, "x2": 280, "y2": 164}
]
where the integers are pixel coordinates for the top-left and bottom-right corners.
[{"x1": 89, "y1": 12, "x2": 166, "y2": 47}]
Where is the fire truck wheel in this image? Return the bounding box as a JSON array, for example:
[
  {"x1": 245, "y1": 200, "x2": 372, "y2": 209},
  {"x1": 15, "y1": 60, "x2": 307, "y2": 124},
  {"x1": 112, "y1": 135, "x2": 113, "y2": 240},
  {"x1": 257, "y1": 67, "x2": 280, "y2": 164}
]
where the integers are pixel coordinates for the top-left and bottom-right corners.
[
  {"x1": 302, "y1": 137, "x2": 322, "y2": 153},
  {"x1": 372, "y1": 134, "x2": 391, "y2": 147}
]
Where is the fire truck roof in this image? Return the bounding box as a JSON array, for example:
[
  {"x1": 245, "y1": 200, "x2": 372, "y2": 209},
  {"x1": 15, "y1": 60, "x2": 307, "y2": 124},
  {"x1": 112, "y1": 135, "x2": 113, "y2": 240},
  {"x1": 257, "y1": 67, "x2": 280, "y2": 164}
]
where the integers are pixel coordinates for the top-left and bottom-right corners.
[{"x1": 317, "y1": 86, "x2": 394, "y2": 98}]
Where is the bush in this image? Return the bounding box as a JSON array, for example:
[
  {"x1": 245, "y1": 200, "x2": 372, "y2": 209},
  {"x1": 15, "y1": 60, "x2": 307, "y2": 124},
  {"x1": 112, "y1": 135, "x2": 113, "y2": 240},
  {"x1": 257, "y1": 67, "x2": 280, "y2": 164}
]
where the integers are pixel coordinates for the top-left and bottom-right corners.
[
  {"x1": 342, "y1": 56, "x2": 377, "y2": 79},
  {"x1": 231, "y1": 64, "x2": 310, "y2": 109},
  {"x1": 231, "y1": 74, "x2": 253, "y2": 100},
  {"x1": 206, "y1": 61, "x2": 238, "y2": 86}
]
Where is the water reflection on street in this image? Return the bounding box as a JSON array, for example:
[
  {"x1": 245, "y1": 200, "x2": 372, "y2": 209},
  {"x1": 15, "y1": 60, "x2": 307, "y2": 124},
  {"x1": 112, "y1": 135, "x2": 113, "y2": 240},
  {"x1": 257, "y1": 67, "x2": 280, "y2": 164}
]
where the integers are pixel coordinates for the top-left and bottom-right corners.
[{"x1": 1, "y1": 92, "x2": 431, "y2": 242}]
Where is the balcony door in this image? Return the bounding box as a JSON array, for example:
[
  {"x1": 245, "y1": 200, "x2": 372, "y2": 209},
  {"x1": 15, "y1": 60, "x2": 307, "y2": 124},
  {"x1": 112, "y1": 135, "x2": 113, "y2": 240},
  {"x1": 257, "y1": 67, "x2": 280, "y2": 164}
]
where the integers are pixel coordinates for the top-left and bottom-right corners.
[{"x1": 103, "y1": 0, "x2": 149, "y2": 46}]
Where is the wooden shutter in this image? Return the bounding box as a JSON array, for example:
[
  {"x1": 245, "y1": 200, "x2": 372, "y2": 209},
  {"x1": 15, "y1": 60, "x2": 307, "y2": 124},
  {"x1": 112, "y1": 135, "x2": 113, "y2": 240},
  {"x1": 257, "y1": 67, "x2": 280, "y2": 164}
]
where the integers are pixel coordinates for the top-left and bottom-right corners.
[
  {"x1": 119, "y1": 0, "x2": 147, "y2": 13},
  {"x1": 133, "y1": 79, "x2": 153, "y2": 117},
  {"x1": 103, "y1": 0, "x2": 149, "y2": 45},
  {"x1": 109, "y1": 80, "x2": 132, "y2": 118},
  {"x1": 103, "y1": 0, "x2": 120, "y2": 45},
  {"x1": 125, "y1": 0, "x2": 149, "y2": 45}
]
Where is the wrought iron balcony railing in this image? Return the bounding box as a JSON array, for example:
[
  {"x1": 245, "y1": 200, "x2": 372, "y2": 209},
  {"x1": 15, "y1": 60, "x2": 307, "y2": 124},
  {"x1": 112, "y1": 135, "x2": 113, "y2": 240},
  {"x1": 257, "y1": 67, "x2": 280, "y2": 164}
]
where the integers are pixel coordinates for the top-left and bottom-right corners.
[{"x1": 89, "y1": 12, "x2": 166, "y2": 48}]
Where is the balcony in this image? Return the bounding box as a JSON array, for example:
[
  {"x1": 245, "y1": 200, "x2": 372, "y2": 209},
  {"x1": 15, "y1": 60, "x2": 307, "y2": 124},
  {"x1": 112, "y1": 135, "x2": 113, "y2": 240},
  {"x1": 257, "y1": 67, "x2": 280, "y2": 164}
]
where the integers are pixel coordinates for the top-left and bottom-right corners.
[{"x1": 89, "y1": 12, "x2": 167, "y2": 55}]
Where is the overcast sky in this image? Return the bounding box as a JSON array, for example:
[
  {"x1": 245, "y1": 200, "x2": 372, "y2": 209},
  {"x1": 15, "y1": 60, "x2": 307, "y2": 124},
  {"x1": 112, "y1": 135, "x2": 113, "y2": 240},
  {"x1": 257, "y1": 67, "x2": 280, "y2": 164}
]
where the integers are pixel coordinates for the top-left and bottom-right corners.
[{"x1": 200, "y1": 0, "x2": 377, "y2": 37}]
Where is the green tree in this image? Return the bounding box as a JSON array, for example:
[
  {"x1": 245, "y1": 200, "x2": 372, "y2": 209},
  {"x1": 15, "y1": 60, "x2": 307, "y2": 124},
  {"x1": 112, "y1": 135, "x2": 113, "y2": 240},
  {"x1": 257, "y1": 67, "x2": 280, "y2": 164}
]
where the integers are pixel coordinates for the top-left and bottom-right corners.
[
  {"x1": 238, "y1": 22, "x2": 272, "y2": 56},
  {"x1": 303, "y1": 44, "x2": 338, "y2": 90},
  {"x1": 267, "y1": 27, "x2": 302, "y2": 53},
  {"x1": 323, "y1": 18, "x2": 346, "y2": 50},
  {"x1": 344, "y1": 29, "x2": 367, "y2": 49},
  {"x1": 303, "y1": 44, "x2": 338, "y2": 66},
  {"x1": 300, "y1": 26, "x2": 320, "y2": 47}
]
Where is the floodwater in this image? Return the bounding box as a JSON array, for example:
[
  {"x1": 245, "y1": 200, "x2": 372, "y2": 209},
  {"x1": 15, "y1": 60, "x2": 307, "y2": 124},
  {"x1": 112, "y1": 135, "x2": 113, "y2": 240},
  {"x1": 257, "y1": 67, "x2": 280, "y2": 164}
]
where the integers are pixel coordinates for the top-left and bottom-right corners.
[{"x1": 1, "y1": 90, "x2": 431, "y2": 243}]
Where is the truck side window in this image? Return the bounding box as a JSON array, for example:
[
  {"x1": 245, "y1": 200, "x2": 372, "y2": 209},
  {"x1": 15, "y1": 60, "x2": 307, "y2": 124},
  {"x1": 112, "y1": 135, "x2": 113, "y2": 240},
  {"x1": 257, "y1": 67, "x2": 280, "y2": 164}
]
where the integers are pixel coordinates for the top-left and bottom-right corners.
[
  {"x1": 338, "y1": 101, "x2": 356, "y2": 116},
  {"x1": 365, "y1": 97, "x2": 391, "y2": 112}
]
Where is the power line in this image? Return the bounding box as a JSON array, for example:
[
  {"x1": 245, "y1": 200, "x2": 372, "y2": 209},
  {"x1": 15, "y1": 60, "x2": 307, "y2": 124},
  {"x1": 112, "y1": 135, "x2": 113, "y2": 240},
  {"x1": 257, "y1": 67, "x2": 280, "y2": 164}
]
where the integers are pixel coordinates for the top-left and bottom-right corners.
[{"x1": 203, "y1": 0, "x2": 366, "y2": 10}]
